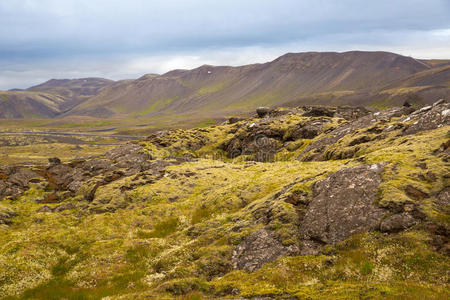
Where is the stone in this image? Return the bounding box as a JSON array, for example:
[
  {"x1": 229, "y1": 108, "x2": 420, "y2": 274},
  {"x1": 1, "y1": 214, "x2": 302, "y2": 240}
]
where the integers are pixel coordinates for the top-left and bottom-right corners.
[
  {"x1": 300, "y1": 164, "x2": 386, "y2": 249},
  {"x1": 403, "y1": 102, "x2": 450, "y2": 135},
  {"x1": 256, "y1": 107, "x2": 271, "y2": 118},
  {"x1": 302, "y1": 106, "x2": 335, "y2": 117},
  {"x1": 48, "y1": 157, "x2": 61, "y2": 165},
  {"x1": 232, "y1": 229, "x2": 298, "y2": 272},
  {"x1": 380, "y1": 213, "x2": 418, "y2": 232}
]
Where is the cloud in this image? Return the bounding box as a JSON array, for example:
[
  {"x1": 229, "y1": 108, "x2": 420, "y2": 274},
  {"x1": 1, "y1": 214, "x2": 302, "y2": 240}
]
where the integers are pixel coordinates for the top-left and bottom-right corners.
[{"x1": 0, "y1": 0, "x2": 449, "y2": 89}]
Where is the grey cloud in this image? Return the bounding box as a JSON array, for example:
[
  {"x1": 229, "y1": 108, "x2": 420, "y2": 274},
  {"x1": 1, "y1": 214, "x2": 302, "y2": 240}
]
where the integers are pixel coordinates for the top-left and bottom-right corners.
[{"x1": 0, "y1": 0, "x2": 449, "y2": 89}]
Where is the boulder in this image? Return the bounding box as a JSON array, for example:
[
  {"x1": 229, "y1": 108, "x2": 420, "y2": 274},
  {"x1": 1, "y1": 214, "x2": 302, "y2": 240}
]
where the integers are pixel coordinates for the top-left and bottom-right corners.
[
  {"x1": 232, "y1": 229, "x2": 298, "y2": 272},
  {"x1": 403, "y1": 102, "x2": 450, "y2": 135},
  {"x1": 300, "y1": 164, "x2": 387, "y2": 252},
  {"x1": 302, "y1": 106, "x2": 335, "y2": 117},
  {"x1": 380, "y1": 213, "x2": 418, "y2": 232},
  {"x1": 256, "y1": 107, "x2": 270, "y2": 118}
]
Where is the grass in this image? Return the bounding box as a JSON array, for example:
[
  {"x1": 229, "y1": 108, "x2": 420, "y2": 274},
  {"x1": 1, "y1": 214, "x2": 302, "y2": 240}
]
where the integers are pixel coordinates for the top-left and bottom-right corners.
[
  {"x1": 0, "y1": 105, "x2": 449, "y2": 299},
  {"x1": 135, "y1": 97, "x2": 175, "y2": 116}
]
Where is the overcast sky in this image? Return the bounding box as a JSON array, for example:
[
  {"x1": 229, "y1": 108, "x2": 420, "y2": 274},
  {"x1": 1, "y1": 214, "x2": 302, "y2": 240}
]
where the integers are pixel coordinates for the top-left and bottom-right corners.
[{"x1": 1, "y1": 0, "x2": 449, "y2": 90}]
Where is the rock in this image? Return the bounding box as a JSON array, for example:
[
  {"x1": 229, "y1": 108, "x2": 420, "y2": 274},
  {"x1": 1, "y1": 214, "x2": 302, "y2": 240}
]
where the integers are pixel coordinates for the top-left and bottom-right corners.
[
  {"x1": 286, "y1": 141, "x2": 303, "y2": 152},
  {"x1": 300, "y1": 164, "x2": 386, "y2": 251},
  {"x1": 380, "y1": 213, "x2": 418, "y2": 232},
  {"x1": 286, "y1": 119, "x2": 330, "y2": 140},
  {"x1": 8, "y1": 169, "x2": 41, "y2": 188},
  {"x1": 435, "y1": 187, "x2": 450, "y2": 214},
  {"x1": 106, "y1": 144, "x2": 153, "y2": 173},
  {"x1": 81, "y1": 159, "x2": 111, "y2": 173},
  {"x1": 37, "y1": 205, "x2": 53, "y2": 213},
  {"x1": 433, "y1": 99, "x2": 446, "y2": 107},
  {"x1": 46, "y1": 164, "x2": 74, "y2": 189},
  {"x1": 297, "y1": 107, "x2": 409, "y2": 161},
  {"x1": 335, "y1": 106, "x2": 369, "y2": 120},
  {"x1": 256, "y1": 107, "x2": 270, "y2": 118},
  {"x1": 348, "y1": 135, "x2": 372, "y2": 146},
  {"x1": 48, "y1": 157, "x2": 61, "y2": 165},
  {"x1": 228, "y1": 117, "x2": 243, "y2": 124},
  {"x1": 54, "y1": 202, "x2": 75, "y2": 212},
  {"x1": 302, "y1": 106, "x2": 335, "y2": 117},
  {"x1": 405, "y1": 185, "x2": 429, "y2": 200},
  {"x1": 232, "y1": 229, "x2": 298, "y2": 272},
  {"x1": 403, "y1": 102, "x2": 450, "y2": 135}
]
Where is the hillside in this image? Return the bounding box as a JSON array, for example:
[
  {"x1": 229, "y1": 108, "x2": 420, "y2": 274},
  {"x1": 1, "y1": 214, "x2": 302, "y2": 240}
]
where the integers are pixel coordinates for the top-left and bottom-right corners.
[
  {"x1": 0, "y1": 78, "x2": 114, "y2": 119},
  {"x1": 68, "y1": 51, "x2": 434, "y2": 118},
  {"x1": 1, "y1": 51, "x2": 448, "y2": 121},
  {"x1": 0, "y1": 99, "x2": 449, "y2": 299}
]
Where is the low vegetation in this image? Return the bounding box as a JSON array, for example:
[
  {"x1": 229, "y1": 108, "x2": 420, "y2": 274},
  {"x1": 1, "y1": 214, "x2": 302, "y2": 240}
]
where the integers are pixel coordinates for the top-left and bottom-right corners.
[{"x1": 0, "y1": 101, "x2": 449, "y2": 299}]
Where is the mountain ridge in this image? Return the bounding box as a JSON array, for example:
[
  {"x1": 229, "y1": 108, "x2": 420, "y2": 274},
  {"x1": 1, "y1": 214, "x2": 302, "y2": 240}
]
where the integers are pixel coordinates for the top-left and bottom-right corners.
[{"x1": 1, "y1": 51, "x2": 449, "y2": 120}]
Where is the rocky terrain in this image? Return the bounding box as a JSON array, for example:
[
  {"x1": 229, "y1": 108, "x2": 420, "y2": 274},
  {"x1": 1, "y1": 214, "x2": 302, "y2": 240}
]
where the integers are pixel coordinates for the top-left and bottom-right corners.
[{"x1": 0, "y1": 100, "x2": 449, "y2": 299}]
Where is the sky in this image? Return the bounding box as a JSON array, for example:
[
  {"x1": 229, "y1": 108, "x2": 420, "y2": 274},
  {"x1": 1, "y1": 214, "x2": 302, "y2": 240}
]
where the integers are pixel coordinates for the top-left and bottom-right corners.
[{"x1": 0, "y1": 0, "x2": 449, "y2": 90}]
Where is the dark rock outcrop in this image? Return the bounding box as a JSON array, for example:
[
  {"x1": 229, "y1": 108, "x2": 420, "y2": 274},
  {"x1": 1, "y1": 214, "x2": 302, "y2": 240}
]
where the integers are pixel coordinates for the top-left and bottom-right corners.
[
  {"x1": 256, "y1": 107, "x2": 271, "y2": 118},
  {"x1": 232, "y1": 229, "x2": 298, "y2": 272},
  {"x1": 300, "y1": 164, "x2": 387, "y2": 253},
  {"x1": 402, "y1": 100, "x2": 449, "y2": 135}
]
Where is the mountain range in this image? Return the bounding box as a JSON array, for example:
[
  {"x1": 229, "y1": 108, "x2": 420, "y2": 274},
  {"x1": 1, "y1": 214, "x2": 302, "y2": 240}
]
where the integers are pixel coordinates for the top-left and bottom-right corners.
[{"x1": 1, "y1": 51, "x2": 449, "y2": 119}]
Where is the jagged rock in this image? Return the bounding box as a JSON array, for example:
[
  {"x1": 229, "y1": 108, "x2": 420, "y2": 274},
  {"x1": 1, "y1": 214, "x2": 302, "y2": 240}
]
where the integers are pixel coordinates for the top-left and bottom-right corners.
[
  {"x1": 380, "y1": 213, "x2": 418, "y2": 232},
  {"x1": 228, "y1": 117, "x2": 244, "y2": 124},
  {"x1": 435, "y1": 187, "x2": 450, "y2": 214},
  {"x1": 46, "y1": 164, "x2": 74, "y2": 189},
  {"x1": 54, "y1": 202, "x2": 75, "y2": 212},
  {"x1": 298, "y1": 107, "x2": 411, "y2": 161},
  {"x1": 0, "y1": 168, "x2": 42, "y2": 200},
  {"x1": 300, "y1": 164, "x2": 386, "y2": 253},
  {"x1": 81, "y1": 159, "x2": 111, "y2": 173},
  {"x1": 232, "y1": 229, "x2": 298, "y2": 272},
  {"x1": 402, "y1": 102, "x2": 450, "y2": 135},
  {"x1": 335, "y1": 106, "x2": 369, "y2": 120},
  {"x1": 256, "y1": 107, "x2": 271, "y2": 118},
  {"x1": 8, "y1": 169, "x2": 41, "y2": 188},
  {"x1": 286, "y1": 119, "x2": 330, "y2": 140},
  {"x1": 106, "y1": 143, "x2": 153, "y2": 173},
  {"x1": 348, "y1": 135, "x2": 372, "y2": 146},
  {"x1": 433, "y1": 99, "x2": 446, "y2": 107},
  {"x1": 232, "y1": 229, "x2": 297, "y2": 272},
  {"x1": 302, "y1": 106, "x2": 335, "y2": 117}
]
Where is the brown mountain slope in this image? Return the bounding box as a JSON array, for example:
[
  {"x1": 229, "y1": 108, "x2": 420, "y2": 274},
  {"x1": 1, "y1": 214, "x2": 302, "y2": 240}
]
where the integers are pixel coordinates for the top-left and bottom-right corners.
[
  {"x1": 68, "y1": 51, "x2": 432, "y2": 118},
  {"x1": 284, "y1": 64, "x2": 450, "y2": 109},
  {"x1": 27, "y1": 78, "x2": 114, "y2": 112},
  {"x1": 0, "y1": 78, "x2": 114, "y2": 119},
  {"x1": 0, "y1": 91, "x2": 64, "y2": 118}
]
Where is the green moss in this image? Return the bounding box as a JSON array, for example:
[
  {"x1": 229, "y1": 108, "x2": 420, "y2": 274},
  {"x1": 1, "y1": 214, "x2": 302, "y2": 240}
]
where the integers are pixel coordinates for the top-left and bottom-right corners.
[{"x1": 148, "y1": 217, "x2": 179, "y2": 238}]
